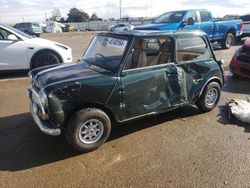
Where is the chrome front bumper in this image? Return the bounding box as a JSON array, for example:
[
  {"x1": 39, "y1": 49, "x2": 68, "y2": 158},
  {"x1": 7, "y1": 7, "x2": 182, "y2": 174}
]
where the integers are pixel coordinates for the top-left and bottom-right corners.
[{"x1": 29, "y1": 88, "x2": 61, "y2": 136}]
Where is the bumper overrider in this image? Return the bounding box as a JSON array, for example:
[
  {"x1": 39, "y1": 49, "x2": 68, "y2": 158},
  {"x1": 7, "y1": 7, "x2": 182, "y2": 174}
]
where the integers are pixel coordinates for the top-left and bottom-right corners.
[{"x1": 28, "y1": 87, "x2": 61, "y2": 136}]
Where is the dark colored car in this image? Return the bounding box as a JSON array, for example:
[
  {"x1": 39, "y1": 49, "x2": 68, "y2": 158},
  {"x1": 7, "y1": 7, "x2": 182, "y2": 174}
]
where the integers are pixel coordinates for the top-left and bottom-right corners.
[
  {"x1": 229, "y1": 38, "x2": 250, "y2": 78},
  {"x1": 14, "y1": 22, "x2": 43, "y2": 37},
  {"x1": 28, "y1": 30, "x2": 224, "y2": 152}
]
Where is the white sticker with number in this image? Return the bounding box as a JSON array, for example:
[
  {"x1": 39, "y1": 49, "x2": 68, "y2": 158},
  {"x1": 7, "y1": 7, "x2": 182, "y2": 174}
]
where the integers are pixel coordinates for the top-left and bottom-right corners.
[{"x1": 104, "y1": 38, "x2": 127, "y2": 48}]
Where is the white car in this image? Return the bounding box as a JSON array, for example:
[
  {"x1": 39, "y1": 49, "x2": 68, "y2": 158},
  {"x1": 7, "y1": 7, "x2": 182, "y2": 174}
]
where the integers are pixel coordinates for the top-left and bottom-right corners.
[
  {"x1": 0, "y1": 24, "x2": 72, "y2": 71},
  {"x1": 108, "y1": 23, "x2": 134, "y2": 32}
]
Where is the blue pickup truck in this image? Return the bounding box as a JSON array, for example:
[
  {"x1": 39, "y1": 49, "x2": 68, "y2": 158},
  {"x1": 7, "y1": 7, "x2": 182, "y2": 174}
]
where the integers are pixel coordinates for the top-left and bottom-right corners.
[{"x1": 135, "y1": 9, "x2": 243, "y2": 49}]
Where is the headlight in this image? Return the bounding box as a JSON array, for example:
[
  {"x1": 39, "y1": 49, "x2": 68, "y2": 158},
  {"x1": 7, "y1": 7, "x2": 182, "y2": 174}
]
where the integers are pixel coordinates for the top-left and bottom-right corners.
[
  {"x1": 39, "y1": 89, "x2": 48, "y2": 108},
  {"x1": 55, "y1": 43, "x2": 68, "y2": 50}
]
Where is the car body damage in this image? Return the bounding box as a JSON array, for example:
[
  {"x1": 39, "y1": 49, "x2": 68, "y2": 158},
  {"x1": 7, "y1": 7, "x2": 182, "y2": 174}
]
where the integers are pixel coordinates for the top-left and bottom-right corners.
[{"x1": 28, "y1": 30, "x2": 224, "y2": 151}]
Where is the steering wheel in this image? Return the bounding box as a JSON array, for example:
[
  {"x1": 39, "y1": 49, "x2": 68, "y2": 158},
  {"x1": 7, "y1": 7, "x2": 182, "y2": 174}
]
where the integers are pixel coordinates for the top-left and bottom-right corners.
[{"x1": 95, "y1": 53, "x2": 105, "y2": 58}]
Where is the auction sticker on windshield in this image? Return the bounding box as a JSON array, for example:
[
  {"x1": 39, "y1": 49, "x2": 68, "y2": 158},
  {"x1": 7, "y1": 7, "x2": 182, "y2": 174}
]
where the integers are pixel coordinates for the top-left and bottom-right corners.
[{"x1": 104, "y1": 37, "x2": 127, "y2": 49}]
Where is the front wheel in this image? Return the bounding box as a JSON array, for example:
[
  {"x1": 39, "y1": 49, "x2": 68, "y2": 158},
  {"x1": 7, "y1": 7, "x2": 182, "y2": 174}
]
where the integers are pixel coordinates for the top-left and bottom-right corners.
[
  {"x1": 66, "y1": 108, "x2": 111, "y2": 152},
  {"x1": 196, "y1": 82, "x2": 221, "y2": 112},
  {"x1": 221, "y1": 33, "x2": 234, "y2": 49},
  {"x1": 31, "y1": 52, "x2": 60, "y2": 69}
]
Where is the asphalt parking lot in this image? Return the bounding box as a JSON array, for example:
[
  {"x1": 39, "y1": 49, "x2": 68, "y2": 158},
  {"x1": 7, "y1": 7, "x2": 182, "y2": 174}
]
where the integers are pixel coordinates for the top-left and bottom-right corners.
[{"x1": 0, "y1": 32, "x2": 250, "y2": 187}]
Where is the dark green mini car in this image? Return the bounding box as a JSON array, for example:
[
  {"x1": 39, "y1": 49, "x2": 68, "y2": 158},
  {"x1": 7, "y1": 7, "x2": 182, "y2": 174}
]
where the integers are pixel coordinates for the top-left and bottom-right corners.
[{"x1": 28, "y1": 30, "x2": 224, "y2": 152}]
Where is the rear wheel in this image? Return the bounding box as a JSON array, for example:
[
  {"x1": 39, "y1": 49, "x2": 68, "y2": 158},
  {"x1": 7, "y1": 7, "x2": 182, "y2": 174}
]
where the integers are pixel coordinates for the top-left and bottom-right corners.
[
  {"x1": 196, "y1": 82, "x2": 221, "y2": 112},
  {"x1": 221, "y1": 32, "x2": 234, "y2": 49},
  {"x1": 31, "y1": 52, "x2": 60, "y2": 69},
  {"x1": 66, "y1": 108, "x2": 111, "y2": 152}
]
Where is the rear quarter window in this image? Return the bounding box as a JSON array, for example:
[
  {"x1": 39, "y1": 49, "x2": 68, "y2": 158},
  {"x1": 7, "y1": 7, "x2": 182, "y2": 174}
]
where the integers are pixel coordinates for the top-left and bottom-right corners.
[{"x1": 176, "y1": 36, "x2": 212, "y2": 62}]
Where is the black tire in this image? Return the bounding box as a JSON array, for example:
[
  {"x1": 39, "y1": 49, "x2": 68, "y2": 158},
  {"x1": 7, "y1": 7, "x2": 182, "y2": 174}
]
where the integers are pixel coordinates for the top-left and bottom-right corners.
[
  {"x1": 196, "y1": 82, "x2": 221, "y2": 112},
  {"x1": 35, "y1": 34, "x2": 40, "y2": 37},
  {"x1": 31, "y1": 52, "x2": 60, "y2": 69},
  {"x1": 66, "y1": 108, "x2": 111, "y2": 152},
  {"x1": 0, "y1": 33, "x2": 4, "y2": 39},
  {"x1": 221, "y1": 32, "x2": 235, "y2": 49}
]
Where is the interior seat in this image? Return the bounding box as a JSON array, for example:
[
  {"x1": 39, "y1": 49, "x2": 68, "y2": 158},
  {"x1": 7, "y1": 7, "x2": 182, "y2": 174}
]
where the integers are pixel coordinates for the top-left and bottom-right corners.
[
  {"x1": 130, "y1": 39, "x2": 147, "y2": 69},
  {"x1": 149, "y1": 39, "x2": 172, "y2": 66}
]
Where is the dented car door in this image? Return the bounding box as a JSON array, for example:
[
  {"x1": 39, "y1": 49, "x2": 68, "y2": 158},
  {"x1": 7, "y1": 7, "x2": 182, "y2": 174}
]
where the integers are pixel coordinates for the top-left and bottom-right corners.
[{"x1": 120, "y1": 63, "x2": 183, "y2": 120}]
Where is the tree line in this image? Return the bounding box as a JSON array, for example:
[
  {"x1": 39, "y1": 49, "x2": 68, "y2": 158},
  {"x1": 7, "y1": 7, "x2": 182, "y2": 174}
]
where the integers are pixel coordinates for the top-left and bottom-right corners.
[{"x1": 50, "y1": 7, "x2": 103, "y2": 23}]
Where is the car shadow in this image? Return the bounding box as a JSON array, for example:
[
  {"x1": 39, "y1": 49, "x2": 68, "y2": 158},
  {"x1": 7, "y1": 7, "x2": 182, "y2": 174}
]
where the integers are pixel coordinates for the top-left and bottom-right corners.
[
  {"x1": 0, "y1": 106, "x2": 201, "y2": 172},
  {"x1": 217, "y1": 105, "x2": 250, "y2": 133},
  {"x1": 0, "y1": 70, "x2": 28, "y2": 79}
]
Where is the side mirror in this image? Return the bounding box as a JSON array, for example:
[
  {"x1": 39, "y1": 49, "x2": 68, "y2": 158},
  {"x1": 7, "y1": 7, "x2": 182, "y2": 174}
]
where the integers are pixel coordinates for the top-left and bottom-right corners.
[
  {"x1": 187, "y1": 17, "x2": 195, "y2": 25},
  {"x1": 7, "y1": 34, "x2": 18, "y2": 41}
]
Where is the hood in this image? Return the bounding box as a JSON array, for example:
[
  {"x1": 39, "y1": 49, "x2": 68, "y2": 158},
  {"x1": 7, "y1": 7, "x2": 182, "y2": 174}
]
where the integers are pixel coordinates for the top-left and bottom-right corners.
[
  {"x1": 134, "y1": 23, "x2": 180, "y2": 31},
  {"x1": 27, "y1": 37, "x2": 55, "y2": 45},
  {"x1": 35, "y1": 62, "x2": 109, "y2": 88},
  {"x1": 26, "y1": 37, "x2": 69, "y2": 49}
]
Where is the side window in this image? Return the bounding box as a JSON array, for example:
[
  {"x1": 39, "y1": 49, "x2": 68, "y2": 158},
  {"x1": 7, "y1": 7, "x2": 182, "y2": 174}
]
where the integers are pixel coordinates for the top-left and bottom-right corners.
[
  {"x1": 185, "y1": 11, "x2": 198, "y2": 22},
  {"x1": 200, "y1": 11, "x2": 211, "y2": 22},
  {"x1": 176, "y1": 36, "x2": 211, "y2": 62},
  {"x1": 0, "y1": 28, "x2": 13, "y2": 40},
  {"x1": 124, "y1": 37, "x2": 174, "y2": 70}
]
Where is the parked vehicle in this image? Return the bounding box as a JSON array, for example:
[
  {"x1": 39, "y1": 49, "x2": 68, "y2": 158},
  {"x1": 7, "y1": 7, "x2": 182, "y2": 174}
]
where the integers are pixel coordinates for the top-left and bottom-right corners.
[
  {"x1": 229, "y1": 38, "x2": 250, "y2": 78},
  {"x1": 28, "y1": 30, "x2": 224, "y2": 152},
  {"x1": 239, "y1": 14, "x2": 250, "y2": 37},
  {"x1": 14, "y1": 22, "x2": 43, "y2": 37},
  {"x1": 108, "y1": 23, "x2": 134, "y2": 32},
  {"x1": 0, "y1": 24, "x2": 72, "y2": 71},
  {"x1": 135, "y1": 9, "x2": 243, "y2": 49}
]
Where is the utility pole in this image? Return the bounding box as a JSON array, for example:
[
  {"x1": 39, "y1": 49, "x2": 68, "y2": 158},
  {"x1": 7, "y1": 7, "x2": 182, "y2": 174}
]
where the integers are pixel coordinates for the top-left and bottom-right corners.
[{"x1": 119, "y1": 0, "x2": 121, "y2": 20}]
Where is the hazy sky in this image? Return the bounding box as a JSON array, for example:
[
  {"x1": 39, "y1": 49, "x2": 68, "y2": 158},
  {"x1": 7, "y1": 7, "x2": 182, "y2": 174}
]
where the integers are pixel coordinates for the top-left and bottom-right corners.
[{"x1": 1, "y1": 0, "x2": 250, "y2": 23}]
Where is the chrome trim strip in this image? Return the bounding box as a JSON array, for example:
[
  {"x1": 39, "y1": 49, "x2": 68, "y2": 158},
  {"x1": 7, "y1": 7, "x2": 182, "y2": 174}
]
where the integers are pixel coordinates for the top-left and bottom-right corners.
[
  {"x1": 198, "y1": 76, "x2": 222, "y2": 97},
  {"x1": 30, "y1": 102, "x2": 61, "y2": 136}
]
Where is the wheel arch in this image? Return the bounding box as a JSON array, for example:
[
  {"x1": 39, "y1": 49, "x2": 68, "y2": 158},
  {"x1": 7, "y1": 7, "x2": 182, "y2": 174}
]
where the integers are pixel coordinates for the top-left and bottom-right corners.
[
  {"x1": 224, "y1": 27, "x2": 236, "y2": 38},
  {"x1": 64, "y1": 102, "x2": 117, "y2": 128},
  {"x1": 30, "y1": 49, "x2": 63, "y2": 69},
  {"x1": 198, "y1": 77, "x2": 223, "y2": 98}
]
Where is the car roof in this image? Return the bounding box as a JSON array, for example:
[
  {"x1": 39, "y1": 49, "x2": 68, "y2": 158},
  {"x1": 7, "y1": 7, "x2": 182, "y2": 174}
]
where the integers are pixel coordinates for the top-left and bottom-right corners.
[{"x1": 105, "y1": 29, "x2": 207, "y2": 38}]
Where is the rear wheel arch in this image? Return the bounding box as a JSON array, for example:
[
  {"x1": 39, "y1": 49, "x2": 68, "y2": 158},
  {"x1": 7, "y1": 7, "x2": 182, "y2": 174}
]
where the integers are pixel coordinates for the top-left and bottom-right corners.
[
  {"x1": 226, "y1": 28, "x2": 236, "y2": 37},
  {"x1": 30, "y1": 49, "x2": 63, "y2": 69},
  {"x1": 221, "y1": 29, "x2": 236, "y2": 49},
  {"x1": 198, "y1": 77, "x2": 222, "y2": 98}
]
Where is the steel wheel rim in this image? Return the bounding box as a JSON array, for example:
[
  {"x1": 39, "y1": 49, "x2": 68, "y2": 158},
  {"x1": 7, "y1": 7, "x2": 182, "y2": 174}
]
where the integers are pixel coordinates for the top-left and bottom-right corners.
[
  {"x1": 206, "y1": 88, "x2": 218, "y2": 106},
  {"x1": 226, "y1": 35, "x2": 233, "y2": 46},
  {"x1": 78, "y1": 119, "x2": 104, "y2": 144}
]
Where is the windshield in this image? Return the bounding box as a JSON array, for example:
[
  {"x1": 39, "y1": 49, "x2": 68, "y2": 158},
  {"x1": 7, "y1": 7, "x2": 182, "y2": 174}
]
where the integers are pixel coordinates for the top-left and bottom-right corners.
[
  {"x1": 83, "y1": 35, "x2": 128, "y2": 71},
  {"x1": 2, "y1": 24, "x2": 33, "y2": 39},
  {"x1": 154, "y1": 11, "x2": 186, "y2": 24}
]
